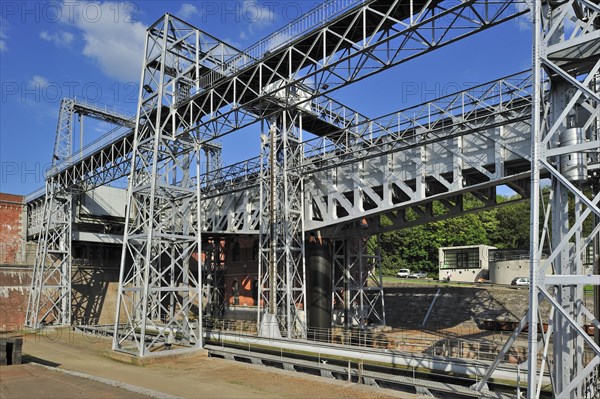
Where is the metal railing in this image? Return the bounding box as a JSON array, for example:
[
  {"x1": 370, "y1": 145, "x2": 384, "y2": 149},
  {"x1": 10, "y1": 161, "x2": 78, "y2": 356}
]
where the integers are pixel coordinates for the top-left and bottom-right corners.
[
  {"x1": 491, "y1": 250, "x2": 549, "y2": 261},
  {"x1": 45, "y1": 122, "x2": 134, "y2": 179},
  {"x1": 197, "y1": 0, "x2": 366, "y2": 88},
  {"x1": 203, "y1": 318, "x2": 531, "y2": 364},
  {"x1": 302, "y1": 70, "x2": 534, "y2": 164},
  {"x1": 200, "y1": 156, "x2": 262, "y2": 197},
  {"x1": 71, "y1": 96, "x2": 133, "y2": 123},
  {"x1": 205, "y1": 319, "x2": 592, "y2": 376},
  {"x1": 26, "y1": 187, "x2": 46, "y2": 203},
  {"x1": 240, "y1": 0, "x2": 365, "y2": 61}
]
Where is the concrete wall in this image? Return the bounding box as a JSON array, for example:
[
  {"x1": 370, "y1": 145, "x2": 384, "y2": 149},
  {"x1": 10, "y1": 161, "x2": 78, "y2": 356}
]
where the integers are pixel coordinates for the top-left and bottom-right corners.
[
  {"x1": 71, "y1": 267, "x2": 120, "y2": 325},
  {"x1": 71, "y1": 243, "x2": 123, "y2": 325},
  {"x1": 78, "y1": 186, "x2": 127, "y2": 218},
  {"x1": 438, "y1": 245, "x2": 495, "y2": 283},
  {"x1": 443, "y1": 267, "x2": 488, "y2": 283},
  {"x1": 0, "y1": 193, "x2": 27, "y2": 265},
  {"x1": 0, "y1": 265, "x2": 121, "y2": 331},
  {"x1": 1, "y1": 267, "x2": 585, "y2": 333},
  {"x1": 0, "y1": 241, "x2": 124, "y2": 331},
  {"x1": 490, "y1": 258, "x2": 553, "y2": 285},
  {"x1": 384, "y1": 284, "x2": 552, "y2": 330}
]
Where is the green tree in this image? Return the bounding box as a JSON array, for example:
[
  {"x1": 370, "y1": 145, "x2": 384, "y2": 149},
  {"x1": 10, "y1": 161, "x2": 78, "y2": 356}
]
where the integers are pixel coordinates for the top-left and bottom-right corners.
[
  {"x1": 490, "y1": 200, "x2": 530, "y2": 249},
  {"x1": 380, "y1": 203, "x2": 491, "y2": 275},
  {"x1": 379, "y1": 195, "x2": 537, "y2": 276}
]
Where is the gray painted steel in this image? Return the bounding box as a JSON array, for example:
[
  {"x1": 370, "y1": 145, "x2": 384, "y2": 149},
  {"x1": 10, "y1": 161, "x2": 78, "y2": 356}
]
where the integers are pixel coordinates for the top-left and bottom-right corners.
[{"x1": 23, "y1": 0, "x2": 599, "y2": 396}]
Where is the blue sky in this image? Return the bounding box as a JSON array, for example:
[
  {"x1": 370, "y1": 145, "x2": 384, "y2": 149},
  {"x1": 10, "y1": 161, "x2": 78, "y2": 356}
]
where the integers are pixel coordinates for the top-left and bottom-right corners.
[{"x1": 0, "y1": 0, "x2": 533, "y2": 195}]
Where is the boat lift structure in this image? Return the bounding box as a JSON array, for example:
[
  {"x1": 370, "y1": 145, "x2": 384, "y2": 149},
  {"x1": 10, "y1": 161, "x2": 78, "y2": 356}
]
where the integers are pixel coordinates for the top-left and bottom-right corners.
[{"x1": 24, "y1": 0, "x2": 599, "y2": 397}]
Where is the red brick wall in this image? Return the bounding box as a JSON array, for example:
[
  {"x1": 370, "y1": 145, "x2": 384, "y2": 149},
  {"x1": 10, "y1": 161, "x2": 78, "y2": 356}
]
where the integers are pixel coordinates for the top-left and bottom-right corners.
[
  {"x1": 223, "y1": 236, "x2": 259, "y2": 306},
  {"x1": 0, "y1": 193, "x2": 25, "y2": 265},
  {"x1": 0, "y1": 268, "x2": 31, "y2": 331}
]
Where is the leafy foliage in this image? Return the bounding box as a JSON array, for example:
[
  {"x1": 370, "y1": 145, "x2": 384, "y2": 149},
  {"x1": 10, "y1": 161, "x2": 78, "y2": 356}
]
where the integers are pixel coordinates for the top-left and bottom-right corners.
[{"x1": 380, "y1": 194, "x2": 530, "y2": 275}]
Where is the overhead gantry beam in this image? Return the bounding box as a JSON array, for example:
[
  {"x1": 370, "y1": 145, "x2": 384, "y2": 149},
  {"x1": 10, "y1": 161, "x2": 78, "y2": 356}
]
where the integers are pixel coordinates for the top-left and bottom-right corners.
[
  {"x1": 35, "y1": 0, "x2": 528, "y2": 195},
  {"x1": 28, "y1": 71, "x2": 557, "y2": 238},
  {"x1": 197, "y1": 71, "x2": 537, "y2": 235},
  {"x1": 168, "y1": 0, "x2": 527, "y2": 142},
  {"x1": 72, "y1": 100, "x2": 134, "y2": 129},
  {"x1": 302, "y1": 71, "x2": 535, "y2": 230},
  {"x1": 42, "y1": 71, "x2": 372, "y2": 194}
]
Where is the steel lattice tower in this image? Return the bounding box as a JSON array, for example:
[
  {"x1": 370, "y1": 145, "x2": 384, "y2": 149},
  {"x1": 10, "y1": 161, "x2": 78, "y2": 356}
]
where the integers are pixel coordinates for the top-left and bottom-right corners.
[
  {"x1": 528, "y1": 0, "x2": 600, "y2": 396},
  {"x1": 26, "y1": 93, "x2": 140, "y2": 329},
  {"x1": 21, "y1": 2, "x2": 600, "y2": 396},
  {"x1": 475, "y1": 1, "x2": 600, "y2": 396},
  {"x1": 26, "y1": 99, "x2": 75, "y2": 328},
  {"x1": 112, "y1": 15, "x2": 204, "y2": 356},
  {"x1": 258, "y1": 111, "x2": 307, "y2": 339},
  {"x1": 332, "y1": 234, "x2": 386, "y2": 328}
]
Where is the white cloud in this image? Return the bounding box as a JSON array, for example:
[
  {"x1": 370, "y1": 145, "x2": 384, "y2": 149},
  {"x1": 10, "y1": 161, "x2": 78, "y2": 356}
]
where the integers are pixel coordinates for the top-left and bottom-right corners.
[
  {"x1": 238, "y1": 1, "x2": 277, "y2": 43},
  {"x1": 515, "y1": 2, "x2": 532, "y2": 31},
  {"x1": 23, "y1": 76, "x2": 53, "y2": 110},
  {"x1": 40, "y1": 30, "x2": 75, "y2": 47},
  {"x1": 30, "y1": 75, "x2": 50, "y2": 88},
  {"x1": 66, "y1": 1, "x2": 146, "y2": 83},
  {"x1": 177, "y1": 3, "x2": 200, "y2": 20},
  {"x1": 241, "y1": 0, "x2": 275, "y2": 27},
  {"x1": 516, "y1": 19, "x2": 530, "y2": 31},
  {"x1": 0, "y1": 19, "x2": 8, "y2": 52}
]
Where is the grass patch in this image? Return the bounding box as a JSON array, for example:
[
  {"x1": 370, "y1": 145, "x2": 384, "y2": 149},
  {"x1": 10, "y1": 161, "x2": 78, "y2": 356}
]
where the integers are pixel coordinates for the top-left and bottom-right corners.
[
  {"x1": 382, "y1": 276, "x2": 490, "y2": 288},
  {"x1": 382, "y1": 276, "x2": 436, "y2": 284},
  {"x1": 584, "y1": 285, "x2": 594, "y2": 294}
]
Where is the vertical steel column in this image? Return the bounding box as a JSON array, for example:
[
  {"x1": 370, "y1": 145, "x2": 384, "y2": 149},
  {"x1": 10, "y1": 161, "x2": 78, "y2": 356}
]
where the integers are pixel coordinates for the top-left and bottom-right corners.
[
  {"x1": 596, "y1": 210, "x2": 600, "y2": 349},
  {"x1": 258, "y1": 109, "x2": 307, "y2": 339},
  {"x1": 332, "y1": 239, "x2": 350, "y2": 328},
  {"x1": 112, "y1": 15, "x2": 202, "y2": 356},
  {"x1": 26, "y1": 99, "x2": 75, "y2": 328},
  {"x1": 332, "y1": 233, "x2": 385, "y2": 329},
  {"x1": 528, "y1": 0, "x2": 600, "y2": 397},
  {"x1": 204, "y1": 237, "x2": 225, "y2": 319}
]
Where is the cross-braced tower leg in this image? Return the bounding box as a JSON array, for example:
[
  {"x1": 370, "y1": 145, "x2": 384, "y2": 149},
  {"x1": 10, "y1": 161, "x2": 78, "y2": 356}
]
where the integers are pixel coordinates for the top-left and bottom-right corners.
[
  {"x1": 26, "y1": 98, "x2": 76, "y2": 329},
  {"x1": 112, "y1": 15, "x2": 202, "y2": 357},
  {"x1": 203, "y1": 237, "x2": 225, "y2": 319},
  {"x1": 258, "y1": 110, "x2": 307, "y2": 339},
  {"x1": 25, "y1": 180, "x2": 72, "y2": 328},
  {"x1": 528, "y1": 0, "x2": 600, "y2": 396},
  {"x1": 332, "y1": 233, "x2": 385, "y2": 329}
]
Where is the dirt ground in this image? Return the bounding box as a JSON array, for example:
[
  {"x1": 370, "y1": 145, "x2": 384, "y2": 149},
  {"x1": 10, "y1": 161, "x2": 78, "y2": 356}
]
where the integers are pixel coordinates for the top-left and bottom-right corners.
[
  {"x1": 0, "y1": 363, "x2": 154, "y2": 399},
  {"x1": 1, "y1": 329, "x2": 427, "y2": 399}
]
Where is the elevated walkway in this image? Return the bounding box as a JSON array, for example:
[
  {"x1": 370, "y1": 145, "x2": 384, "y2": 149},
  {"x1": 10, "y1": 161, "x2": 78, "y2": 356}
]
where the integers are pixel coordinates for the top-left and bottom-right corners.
[{"x1": 27, "y1": 71, "x2": 600, "y2": 237}]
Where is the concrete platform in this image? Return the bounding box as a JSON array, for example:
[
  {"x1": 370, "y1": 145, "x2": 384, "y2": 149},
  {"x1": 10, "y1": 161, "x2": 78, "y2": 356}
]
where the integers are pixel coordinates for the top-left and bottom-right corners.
[
  {"x1": 104, "y1": 347, "x2": 208, "y2": 366},
  {"x1": 9, "y1": 329, "x2": 426, "y2": 399}
]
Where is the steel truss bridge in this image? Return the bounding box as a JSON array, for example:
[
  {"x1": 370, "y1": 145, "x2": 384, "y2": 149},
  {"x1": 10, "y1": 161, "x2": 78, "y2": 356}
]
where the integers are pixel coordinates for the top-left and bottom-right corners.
[{"x1": 24, "y1": 0, "x2": 599, "y2": 398}]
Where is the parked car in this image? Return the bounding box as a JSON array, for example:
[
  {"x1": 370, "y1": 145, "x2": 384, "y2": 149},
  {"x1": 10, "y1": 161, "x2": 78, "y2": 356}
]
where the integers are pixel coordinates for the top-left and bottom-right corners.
[
  {"x1": 396, "y1": 268, "x2": 411, "y2": 278},
  {"x1": 409, "y1": 271, "x2": 428, "y2": 279},
  {"x1": 511, "y1": 277, "x2": 529, "y2": 286}
]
